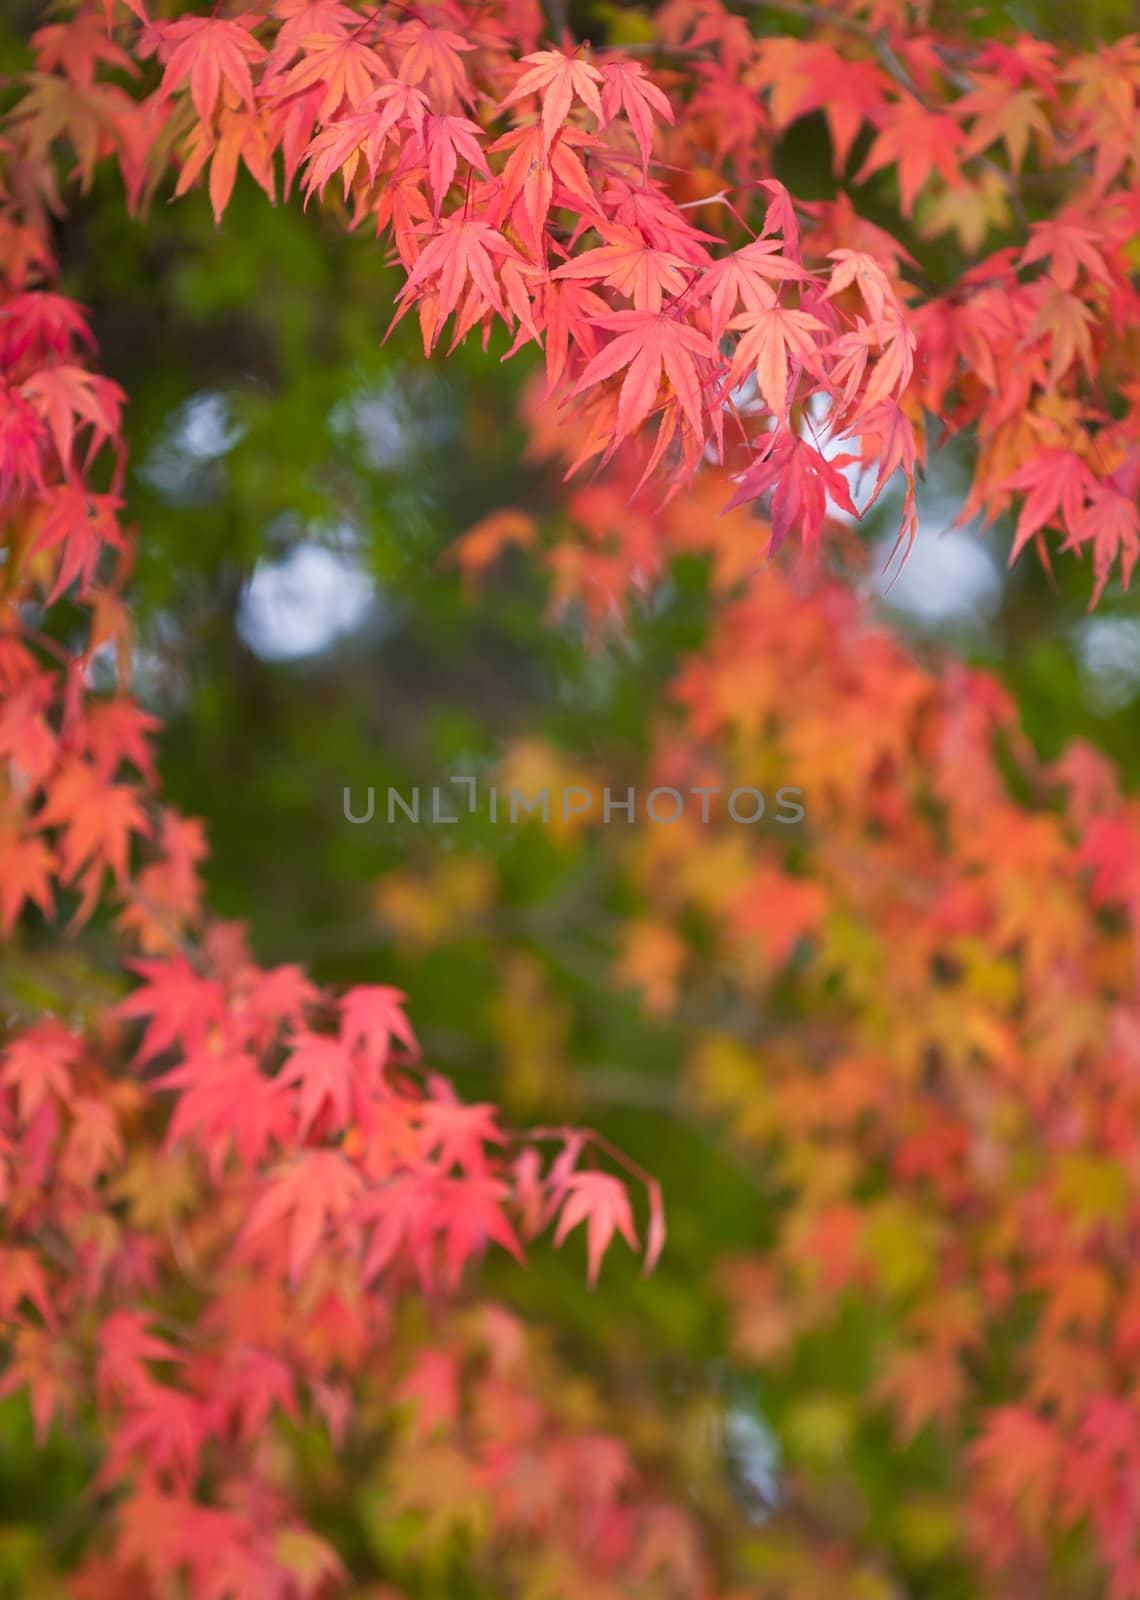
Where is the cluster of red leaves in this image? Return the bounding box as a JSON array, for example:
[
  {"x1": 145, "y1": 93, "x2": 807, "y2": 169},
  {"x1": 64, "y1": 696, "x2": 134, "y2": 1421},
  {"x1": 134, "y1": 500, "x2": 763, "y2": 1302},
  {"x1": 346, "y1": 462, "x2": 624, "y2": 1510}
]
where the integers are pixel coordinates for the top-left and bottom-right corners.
[
  {"x1": 19, "y1": 0, "x2": 1140, "y2": 596},
  {"x1": 0, "y1": 12, "x2": 667, "y2": 1595}
]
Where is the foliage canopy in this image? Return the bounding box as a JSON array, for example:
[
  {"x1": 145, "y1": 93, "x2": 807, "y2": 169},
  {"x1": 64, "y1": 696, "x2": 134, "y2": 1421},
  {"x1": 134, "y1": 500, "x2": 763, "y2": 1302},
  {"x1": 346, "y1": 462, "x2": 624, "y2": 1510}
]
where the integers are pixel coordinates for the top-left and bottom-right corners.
[{"x1": 5, "y1": 1, "x2": 1140, "y2": 1597}]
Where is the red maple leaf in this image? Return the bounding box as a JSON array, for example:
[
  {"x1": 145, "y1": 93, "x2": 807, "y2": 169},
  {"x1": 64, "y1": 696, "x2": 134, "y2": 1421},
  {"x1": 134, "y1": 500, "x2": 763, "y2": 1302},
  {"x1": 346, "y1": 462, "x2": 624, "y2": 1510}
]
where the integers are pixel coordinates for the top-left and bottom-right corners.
[
  {"x1": 393, "y1": 215, "x2": 528, "y2": 350},
  {"x1": 554, "y1": 224, "x2": 702, "y2": 313},
  {"x1": 598, "y1": 58, "x2": 673, "y2": 179},
  {"x1": 278, "y1": 1030, "x2": 357, "y2": 1139},
  {"x1": 553, "y1": 1170, "x2": 638, "y2": 1287},
  {"x1": 500, "y1": 49, "x2": 604, "y2": 154},
  {"x1": 569, "y1": 308, "x2": 714, "y2": 456},
  {"x1": 114, "y1": 955, "x2": 226, "y2": 1065},
  {"x1": 156, "y1": 16, "x2": 266, "y2": 125},
  {"x1": 339, "y1": 983, "x2": 418, "y2": 1071},
  {"x1": 240, "y1": 1151, "x2": 363, "y2": 1284},
  {"x1": 0, "y1": 1020, "x2": 78, "y2": 1123},
  {"x1": 728, "y1": 425, "x2": 858, "y2": 551}
]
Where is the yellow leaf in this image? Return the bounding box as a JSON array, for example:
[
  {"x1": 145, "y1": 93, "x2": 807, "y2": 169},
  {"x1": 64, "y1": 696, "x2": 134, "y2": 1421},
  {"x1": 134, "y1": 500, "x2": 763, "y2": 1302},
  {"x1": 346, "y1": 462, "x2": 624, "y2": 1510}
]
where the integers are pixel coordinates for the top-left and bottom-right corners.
[
  {"x1": 493, "y1": 738, "x2": 603, "y2": 844},
  {"x1": 615, "y1": 918, "x2": 687, "y2": 1018},
  {"x1": 488, "y1": 951, "x2": 573, "y2": 1111},
  {"x1": 274, "y1": 1528, "x2": 345, "y2": 1597},
  {"x1": 859, "y1": 1198, "x2": 940, "y2": 1297},
  {"x1": 112, "y1": 1147, "x2": 197, "y2": 1229},
  {"x1": 1054, "y1": 1154, "x2": 1128, "y2": 1230},
  {"x1": 891, "y1": 1494, "x2": 961, "y2": 1561},
  {"x1": 784, "y1": 1393, "x2": 855, "y2": 1467},
  {"x1": 593, "y1": 2, "x2": 658, "y2": 44}
]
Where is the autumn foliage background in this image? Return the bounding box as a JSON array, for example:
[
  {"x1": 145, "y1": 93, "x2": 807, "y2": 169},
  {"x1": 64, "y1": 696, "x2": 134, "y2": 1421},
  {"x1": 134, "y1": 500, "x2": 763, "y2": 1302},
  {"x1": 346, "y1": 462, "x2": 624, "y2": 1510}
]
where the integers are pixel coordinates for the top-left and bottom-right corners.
[{"x1": 6, "y1": 0, "x2": 1140, "y2": 1595}]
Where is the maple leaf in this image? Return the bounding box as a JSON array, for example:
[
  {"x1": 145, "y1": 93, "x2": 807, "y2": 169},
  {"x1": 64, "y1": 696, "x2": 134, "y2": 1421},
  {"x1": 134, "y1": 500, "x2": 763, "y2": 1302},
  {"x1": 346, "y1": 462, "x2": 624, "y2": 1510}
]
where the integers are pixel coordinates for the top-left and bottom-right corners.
[
  {"x1": 157, "y1": 1047, "x2": 290, "y2": 1177},
  {"x1": 598, "y1": 59, "x2": 673, "y2": 179},
  {"x1": 210, "y1": 1346, "x2": 297, "y2": 1441},
  {"x1": 727, "y1": 861, "x2": 828, "y2": 968},
  {"x1": 763, "y1": 42, "x2": 887, "y2": 176},
  {"x1": 1, "y1": 1019, "x2": 79, "y2": 1123},
  {"x1": 339, "y1": 983, "x2": 418, "y2": 1070},
  {"x1": 302, "y1": 82, "x2": 429, "y2": 203},
  {"x1": 274, "y1": 1527, "x2": 347, "y2": 1600},
  {"x1": 393, "y1": 216, "x2": 528, "y2": 350},
  {"x1": 83, "y1": 696, "x2": 159, "y2": 783},
  {"x1": 0, "y1": 381, "x2": 47, "y2": 498},
  {"x1": 492, "y1": 121, "x2": 601, "y2": 259},
  {"x1": 447, "y1": 507, "x2": 537, "y2": 587},
  {"x1": 8, "y1": 73, "x2": 127, "y2": 195},
  {"x1": 969, "y1": 1406, "x2": 1062, "y2": 1528},
  {"x1": 0, "y1": 290, "x2": 96, "y2": 365},
  {"x1": 240, "y1": 1151, "x2": 363, "y2": 1284},
  {"x1": 103, "y1": 1385, "x2": 207, "y2": 1485},
  {"x1": 438, "y1": 1173, "x2": 525, "y2": 1286},
  {"x1": 959, "y1": 80, "x2": 1052, "y2": 173},
  {"x1": 1030, "y1": 284, "x2": 1097, "y2": 384},
  {"x1": 728, "y1": 426, "x2": 859, "y2": 552},
  {"x1": 29, "y1": 485, "x2": 127, "y2": 602},
  {"x1": 728, "y1": 304, "x2": 828, "y2": 419},
  {"x1": 0, "y1": 1325, "x2": 77, "y2": 1444},
  {"x1": 1020, "y1": 212, "x2": 1111, "y2": 292},
  {"x1": 155, "y1": 16, "x2": 266, "y2": 125},
  {"x1": 245, "y1": 960, "x2": 321, "y2": 1034},
  {"x1": 275, "y1": 31, "x2": 390, "y2": 121},
  {"x1": 32, "y1": 15, "x2": 138, "y2": 89},
  {"x1": 875, "y1": 1341, "x2": 965, "y2": 1441},
  {"x1": 272, "y1": 0, "x2": 363, "y2": 55},
  {"x1": 174, "y1": 104, "x2": 277, "y2": 225},
  {"x1": 396, "y1": 1347, "x2": 460, "y2": 1438},
  {"x1": 0, "y1": 1248, "x2": 52, "y2": 1325},
  {"x1": 60, "y1": 1095, "x2": 123, "y2": 1188},
  {"x1": 419, "y1": 1094, "x2": 505, "y2": 1174},
  {"x1": 0, "y1": 820, "x2": 54, "y2": 935},
  {"x1": 20, "y1": 364, "x2": 123, "y2": 475},
  {"x1": 855, "y1": 102, "x2": 964, "y2": 216},
  {"x1": 553, "y1": 1170, "x2": 638, "y2": 1287},
  {"x1": 424, "y1": 112, "x2": 490, "y2": 219},
  {"x1": 822, "y1": 247, "x2": 902, "y2": 330},
  {"x1": 392, "y1": 19, "x2": 475, "y2": 108},
  {"x1": 0, "y1": 670, "x2": 56, "y2": 785},
  {"x1": 569, "y1": 308, "x2": 714, "y2": 455},
  {"x1": 278, "y1": 1030, "x2": 357, "y2": 1138},
  {"x1": 114, "y1": 1484, "x2": 200, "y2": 1589},
  {"x1": 701, "y1": 238, "x2": 811, "y2": 343},
  {"x1": 528, "y1": 276, "x2": 611, "y2": 394},
  {"x1": 1002, "y1": 448, "x2": 1095, "y2": 563},
  {"x1": 500, "y1": 49, "x2": 604, "y2": 154},
  {"x1": 114, "y1": 955, "x2": 225, "y2": 1064},
  {"x1": 96, "y1": 1311, "x2": 183, "y2": 1409},
  {"x1": 554, "y1": 224, "x2": 701, "y2": 313},
  {"x1": 34, "y1": 758, "x2": 149, "y2": 884},
  {"x1": 1067, "y1": 484, "x2": 1140, "y2": 604}
]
